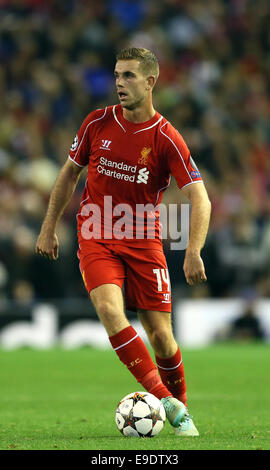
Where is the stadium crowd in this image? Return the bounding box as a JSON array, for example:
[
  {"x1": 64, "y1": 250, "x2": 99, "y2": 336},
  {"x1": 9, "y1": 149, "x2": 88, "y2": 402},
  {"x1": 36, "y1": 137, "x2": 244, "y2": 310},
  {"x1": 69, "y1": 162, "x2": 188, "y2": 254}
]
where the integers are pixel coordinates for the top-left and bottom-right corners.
[{"x1": 0, "y1": 0, "x2": 270, "y2": 305}]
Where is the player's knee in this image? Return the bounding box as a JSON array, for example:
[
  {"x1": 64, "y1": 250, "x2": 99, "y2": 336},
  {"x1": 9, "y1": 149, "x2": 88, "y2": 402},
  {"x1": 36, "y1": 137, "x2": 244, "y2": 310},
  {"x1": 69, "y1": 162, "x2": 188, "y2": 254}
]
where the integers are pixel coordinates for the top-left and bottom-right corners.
[
  {"x1": 94, "y1": 299, "x2": 116, "y2": 319},
  {"x1": 150, "y1": 328, "x2": 175, "y2": 356},
  {"x1": 93, "y1": 299, "x2": 127, "y2": 333}
]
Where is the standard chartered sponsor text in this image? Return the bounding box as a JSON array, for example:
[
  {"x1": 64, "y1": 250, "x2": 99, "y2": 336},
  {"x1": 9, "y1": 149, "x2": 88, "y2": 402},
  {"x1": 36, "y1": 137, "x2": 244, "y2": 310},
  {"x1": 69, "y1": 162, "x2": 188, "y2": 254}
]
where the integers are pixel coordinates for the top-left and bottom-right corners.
[{"x1": 97, "y1": 156, "x2": 137, "y2": 181}]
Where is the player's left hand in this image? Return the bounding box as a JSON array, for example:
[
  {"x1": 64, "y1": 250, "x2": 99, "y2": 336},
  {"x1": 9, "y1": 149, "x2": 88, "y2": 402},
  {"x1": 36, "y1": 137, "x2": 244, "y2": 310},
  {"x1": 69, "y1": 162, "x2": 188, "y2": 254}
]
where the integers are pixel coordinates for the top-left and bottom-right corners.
[{"x1": 183, "y1": 251, "x2": 207, "y2": 286}]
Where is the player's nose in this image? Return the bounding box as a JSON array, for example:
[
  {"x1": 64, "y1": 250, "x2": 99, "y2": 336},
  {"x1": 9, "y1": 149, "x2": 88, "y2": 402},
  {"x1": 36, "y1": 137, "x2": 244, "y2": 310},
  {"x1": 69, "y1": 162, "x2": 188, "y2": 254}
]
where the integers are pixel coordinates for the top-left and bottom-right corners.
[{"x1": 116, "y1": 75, "x2": 124, "y2": 87}]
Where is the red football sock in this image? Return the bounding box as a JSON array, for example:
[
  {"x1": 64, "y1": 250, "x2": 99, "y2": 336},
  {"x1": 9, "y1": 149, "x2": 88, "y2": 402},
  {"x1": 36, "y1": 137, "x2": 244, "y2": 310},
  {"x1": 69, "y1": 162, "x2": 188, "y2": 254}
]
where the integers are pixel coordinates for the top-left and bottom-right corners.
[
  {"x1": 155, "y1": 346, "x2": 187, "y2": 406},
  {"x1": 109, "y1": 326, "x2": 172, "y2": 400}
]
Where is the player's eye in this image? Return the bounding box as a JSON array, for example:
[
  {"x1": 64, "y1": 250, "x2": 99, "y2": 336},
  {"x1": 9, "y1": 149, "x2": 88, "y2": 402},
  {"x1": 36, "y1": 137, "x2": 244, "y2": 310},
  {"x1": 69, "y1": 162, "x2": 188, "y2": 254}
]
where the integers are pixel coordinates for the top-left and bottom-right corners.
[{"x1": 114, "y1": 72, "x2": 135, "y2": 79}]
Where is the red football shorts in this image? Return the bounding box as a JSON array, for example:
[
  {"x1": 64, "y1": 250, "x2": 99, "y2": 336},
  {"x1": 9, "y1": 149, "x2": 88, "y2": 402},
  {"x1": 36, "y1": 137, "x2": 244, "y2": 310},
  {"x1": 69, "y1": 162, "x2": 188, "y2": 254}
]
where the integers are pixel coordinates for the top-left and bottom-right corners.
[{"x1": 77, "y1": 239, "x2": 171, "y2": 312}]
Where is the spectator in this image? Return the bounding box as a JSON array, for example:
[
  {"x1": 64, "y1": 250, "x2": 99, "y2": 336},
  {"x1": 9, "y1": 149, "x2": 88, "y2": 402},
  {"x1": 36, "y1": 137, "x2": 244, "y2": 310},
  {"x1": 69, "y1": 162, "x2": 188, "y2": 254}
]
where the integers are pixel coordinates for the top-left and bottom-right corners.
[
  {"x1": 0, "y1": 0, "x2": 270, "y2": 300},
  {"x1": 229, "y1": 302, "x2": 265, "y2": 341}
]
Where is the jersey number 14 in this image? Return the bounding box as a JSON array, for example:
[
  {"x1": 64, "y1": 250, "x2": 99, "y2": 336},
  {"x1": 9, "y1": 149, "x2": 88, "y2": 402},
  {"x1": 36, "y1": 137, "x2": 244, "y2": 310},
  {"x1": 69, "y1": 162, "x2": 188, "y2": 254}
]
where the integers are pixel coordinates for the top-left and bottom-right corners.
[{"x1": 153, "y1": 268, "x2": 170, "y2": 292}]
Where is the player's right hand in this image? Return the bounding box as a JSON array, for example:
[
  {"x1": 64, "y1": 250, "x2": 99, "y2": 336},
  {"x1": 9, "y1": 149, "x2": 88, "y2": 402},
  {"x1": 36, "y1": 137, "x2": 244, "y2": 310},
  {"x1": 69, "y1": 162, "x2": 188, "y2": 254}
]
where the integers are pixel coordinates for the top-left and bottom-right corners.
[{"x1": 35, "y1": 231, "x2": 59, "y2": 260}]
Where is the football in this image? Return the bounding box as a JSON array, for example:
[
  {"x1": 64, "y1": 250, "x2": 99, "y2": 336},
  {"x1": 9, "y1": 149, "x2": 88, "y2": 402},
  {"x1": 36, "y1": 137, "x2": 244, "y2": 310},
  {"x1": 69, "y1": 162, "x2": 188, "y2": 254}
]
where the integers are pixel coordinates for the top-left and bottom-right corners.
[{"x1": 115, "y1": 391, "x2": 166, "y2": 437}]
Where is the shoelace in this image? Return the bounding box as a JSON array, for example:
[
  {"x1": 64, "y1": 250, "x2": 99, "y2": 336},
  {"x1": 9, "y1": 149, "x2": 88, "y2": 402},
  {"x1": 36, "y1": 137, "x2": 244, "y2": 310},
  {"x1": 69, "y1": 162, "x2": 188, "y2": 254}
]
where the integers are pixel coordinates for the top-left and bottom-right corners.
[{"x1": 162, "y1": 399, "x2": 176, "y2": 414}]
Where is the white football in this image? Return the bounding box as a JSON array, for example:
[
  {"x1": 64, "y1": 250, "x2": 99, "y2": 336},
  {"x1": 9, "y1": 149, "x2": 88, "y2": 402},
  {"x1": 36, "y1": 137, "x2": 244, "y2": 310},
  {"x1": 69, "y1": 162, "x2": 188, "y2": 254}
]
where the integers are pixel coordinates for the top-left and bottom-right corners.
[{"x1": 115, "y1": 391, "x2": 166, "y2": 437}]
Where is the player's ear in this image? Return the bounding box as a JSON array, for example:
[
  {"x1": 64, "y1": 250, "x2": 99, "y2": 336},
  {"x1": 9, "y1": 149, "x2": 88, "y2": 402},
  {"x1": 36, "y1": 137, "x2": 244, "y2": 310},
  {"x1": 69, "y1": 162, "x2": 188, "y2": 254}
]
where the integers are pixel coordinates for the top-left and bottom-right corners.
[{"x1": 146, "y1": 75, "x2": 156, "y2": 90}]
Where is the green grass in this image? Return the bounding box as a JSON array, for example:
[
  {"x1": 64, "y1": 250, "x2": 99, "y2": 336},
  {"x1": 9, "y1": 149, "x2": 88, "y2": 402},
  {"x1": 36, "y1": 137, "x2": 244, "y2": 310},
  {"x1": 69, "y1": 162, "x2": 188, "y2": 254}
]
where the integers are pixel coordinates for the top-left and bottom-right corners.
[{"x1": 0, "y1": 343, "x2": 269, "y2": 450}]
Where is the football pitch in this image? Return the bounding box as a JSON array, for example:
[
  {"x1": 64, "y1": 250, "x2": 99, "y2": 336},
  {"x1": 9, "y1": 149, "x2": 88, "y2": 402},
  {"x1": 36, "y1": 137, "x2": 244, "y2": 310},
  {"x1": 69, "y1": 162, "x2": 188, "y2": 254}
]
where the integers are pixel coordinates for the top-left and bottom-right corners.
[{"x1": 0, "y1": 343, "x2": 269, "y2": 451}]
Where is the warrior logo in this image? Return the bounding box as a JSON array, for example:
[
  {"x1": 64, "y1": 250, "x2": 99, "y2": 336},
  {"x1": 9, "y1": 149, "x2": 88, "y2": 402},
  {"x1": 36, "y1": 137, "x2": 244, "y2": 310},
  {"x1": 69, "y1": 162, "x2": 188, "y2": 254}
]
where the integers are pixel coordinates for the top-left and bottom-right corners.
[{"x1": 100, "y1": 139, "x2": 112, "y2": 150}]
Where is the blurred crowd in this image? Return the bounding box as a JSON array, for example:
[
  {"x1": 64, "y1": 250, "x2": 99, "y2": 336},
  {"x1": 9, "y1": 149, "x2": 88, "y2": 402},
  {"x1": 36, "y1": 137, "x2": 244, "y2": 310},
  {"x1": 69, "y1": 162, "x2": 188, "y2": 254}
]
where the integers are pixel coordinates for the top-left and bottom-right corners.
[{"x1": 0, "y1": 0, "x2": 270, "y2": 305}]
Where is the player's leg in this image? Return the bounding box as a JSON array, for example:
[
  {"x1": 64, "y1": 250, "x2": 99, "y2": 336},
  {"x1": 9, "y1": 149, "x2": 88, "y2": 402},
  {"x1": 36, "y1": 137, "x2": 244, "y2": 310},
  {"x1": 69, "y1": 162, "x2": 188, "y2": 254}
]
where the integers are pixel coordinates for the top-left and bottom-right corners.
[
  {"x1": 123, "y1": 245, "x2": 198, "y2": 435},
  {"x1": 78, "y1": 242, "x2": 187, "y2": 429},
  {"x1": 90, "y1": 283, "x2": 129, "y2": 335},
  {"x1": 121, "y1": 245, "x2": 188, "y2": 405},
  {"x1": 77, "y1": 238, "x2": 174, "y2": 402},
  {"x1": 138, "y1": 309, "x2": 199, "y2": 436},
  {"x1": 137, "y1": 309, "x2": 177, "y2": 357},
  {"x1": 137, "y1": 309, "x2": 187, "y2": 407},
  {"x1": 90, "y1": 282, "x2": 174, "y2": 401}
]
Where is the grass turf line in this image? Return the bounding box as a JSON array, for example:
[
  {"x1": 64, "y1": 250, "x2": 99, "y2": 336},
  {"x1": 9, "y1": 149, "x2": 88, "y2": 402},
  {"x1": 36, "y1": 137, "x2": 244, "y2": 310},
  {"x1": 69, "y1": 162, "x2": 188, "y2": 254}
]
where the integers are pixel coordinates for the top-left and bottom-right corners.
[{"x1": 0, "y1": 343, "x2": 269, "y2": 450}]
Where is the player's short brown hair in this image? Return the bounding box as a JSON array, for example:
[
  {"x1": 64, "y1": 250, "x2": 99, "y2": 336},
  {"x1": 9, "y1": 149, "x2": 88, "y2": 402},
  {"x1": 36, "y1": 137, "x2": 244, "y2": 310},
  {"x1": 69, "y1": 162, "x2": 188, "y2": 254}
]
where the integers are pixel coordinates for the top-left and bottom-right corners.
[{"x1": 116, "y1": 47, "x2": 159, "y2": 81}]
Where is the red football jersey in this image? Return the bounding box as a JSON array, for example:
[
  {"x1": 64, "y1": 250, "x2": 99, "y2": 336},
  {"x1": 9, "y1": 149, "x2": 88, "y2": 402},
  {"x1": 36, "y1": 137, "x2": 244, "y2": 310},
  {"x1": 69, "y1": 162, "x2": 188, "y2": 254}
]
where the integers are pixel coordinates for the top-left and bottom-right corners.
[{"x1": 69, "y1": 104, "x2": 202, "y2": 245}]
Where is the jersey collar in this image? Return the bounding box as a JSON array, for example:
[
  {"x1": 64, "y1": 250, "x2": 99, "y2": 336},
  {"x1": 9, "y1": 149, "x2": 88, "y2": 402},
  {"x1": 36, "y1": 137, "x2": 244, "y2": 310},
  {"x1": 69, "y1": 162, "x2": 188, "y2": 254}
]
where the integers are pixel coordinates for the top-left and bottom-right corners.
[{"x1": 113, "y1": 104, "x2": 162, "y2": 134}]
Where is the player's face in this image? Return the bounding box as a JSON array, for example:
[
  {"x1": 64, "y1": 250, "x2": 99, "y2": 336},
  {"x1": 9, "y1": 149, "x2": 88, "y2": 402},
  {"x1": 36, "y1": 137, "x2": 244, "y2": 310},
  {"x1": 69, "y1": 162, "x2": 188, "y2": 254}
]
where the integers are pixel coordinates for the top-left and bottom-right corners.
[{"x1": 114, "y1": 60, "x2": 150, "y2": 110}]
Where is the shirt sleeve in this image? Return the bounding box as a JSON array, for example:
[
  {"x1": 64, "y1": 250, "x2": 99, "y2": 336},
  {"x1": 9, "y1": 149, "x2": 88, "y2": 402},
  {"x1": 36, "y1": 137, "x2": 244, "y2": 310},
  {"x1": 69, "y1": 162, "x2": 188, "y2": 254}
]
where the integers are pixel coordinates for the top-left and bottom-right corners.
[
  {"x1": 68, "y1": 114, "x2": 92, "y2": 167},
  {"x1": 160, "y1": 123, "x2": 203, "y2": 189}
]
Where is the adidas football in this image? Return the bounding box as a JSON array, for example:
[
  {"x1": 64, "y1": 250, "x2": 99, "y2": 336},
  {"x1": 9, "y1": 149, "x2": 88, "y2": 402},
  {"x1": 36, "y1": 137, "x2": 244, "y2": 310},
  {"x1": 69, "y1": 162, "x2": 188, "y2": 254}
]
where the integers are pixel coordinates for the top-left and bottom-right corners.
[{"x1": 115, "y1": 391, "x2": 166, "y2": 437}]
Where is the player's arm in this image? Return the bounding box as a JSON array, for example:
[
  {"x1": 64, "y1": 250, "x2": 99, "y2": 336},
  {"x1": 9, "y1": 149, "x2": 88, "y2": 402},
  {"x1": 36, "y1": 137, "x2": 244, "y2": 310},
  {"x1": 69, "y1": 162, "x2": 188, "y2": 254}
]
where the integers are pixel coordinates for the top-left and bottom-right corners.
[
  {"x1": 36, "y1": 158, "x2": 83, "y2": 260},
  {"x1": 181, "y1": 182, "x2": 211, "y2": 286}
]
